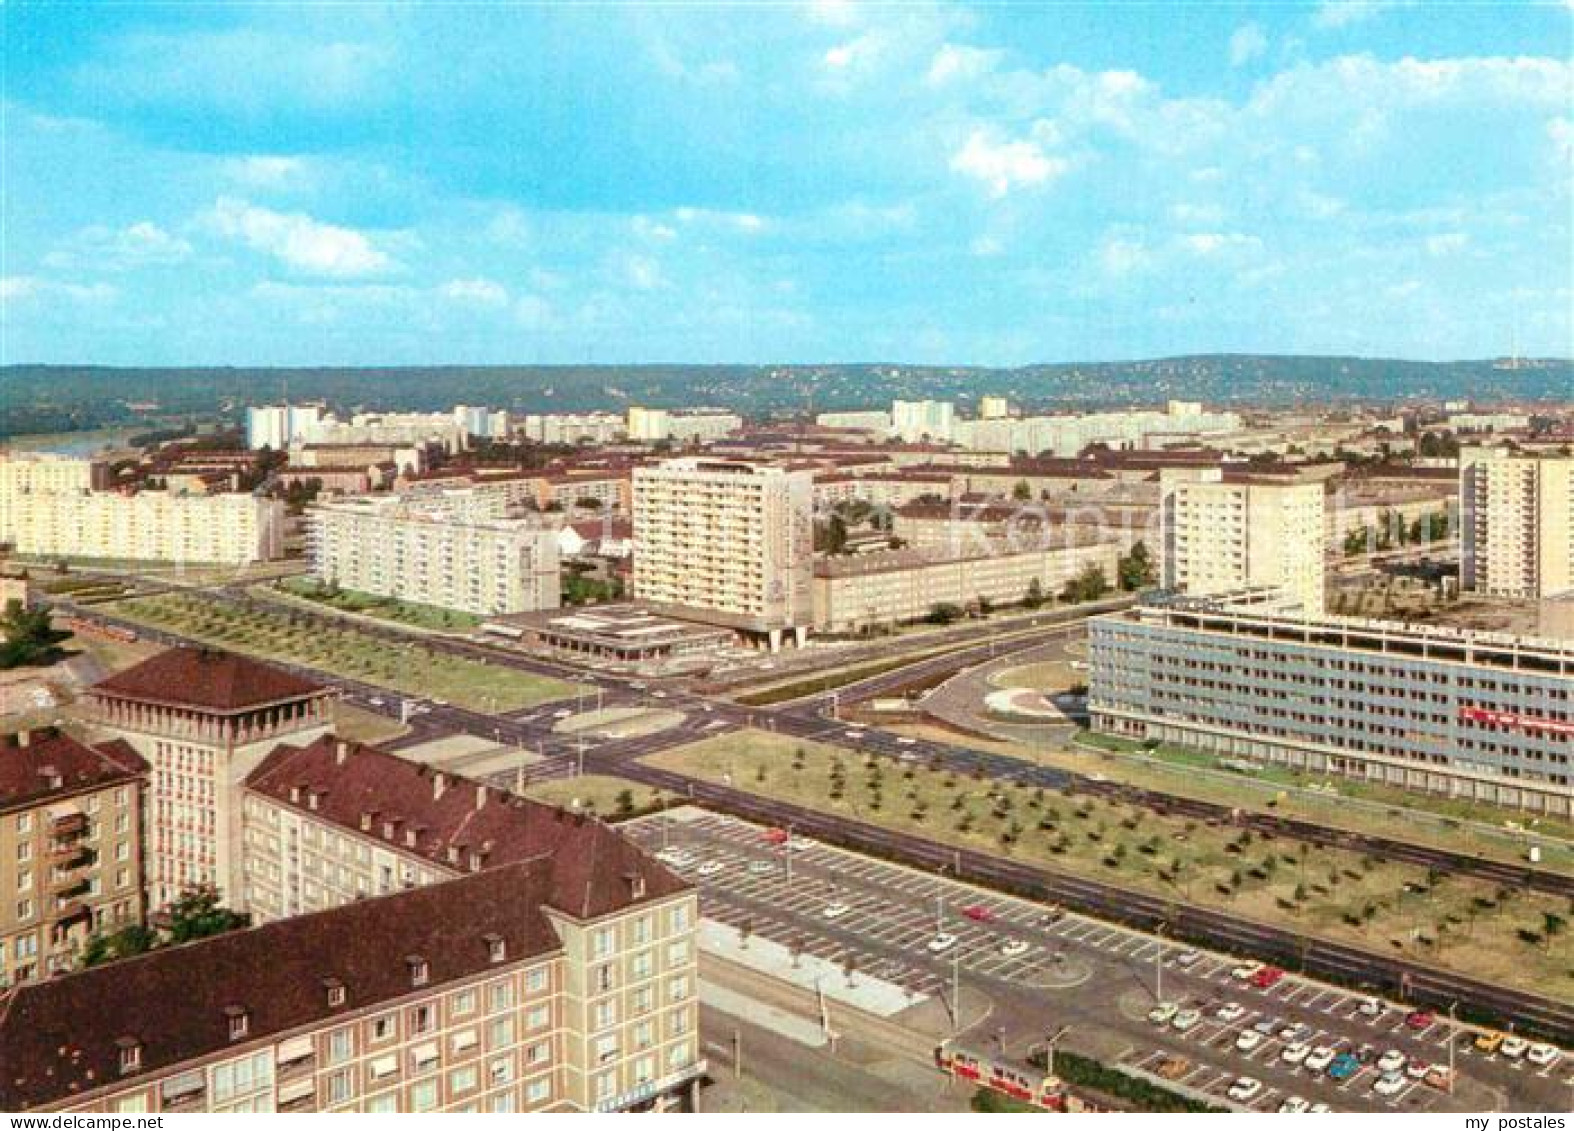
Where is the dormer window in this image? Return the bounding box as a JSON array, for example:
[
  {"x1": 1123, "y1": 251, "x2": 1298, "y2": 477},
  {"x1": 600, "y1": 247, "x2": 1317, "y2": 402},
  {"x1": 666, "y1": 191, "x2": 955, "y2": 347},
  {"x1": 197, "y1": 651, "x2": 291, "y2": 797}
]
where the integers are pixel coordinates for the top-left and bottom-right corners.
[
  {"x1": 116, "y1": 1037, "x2": 142, "y2": 1075},
  {"x1": 225, "y1": 1005, "x2": 249, "y2": 1041},
  {"x1": 407, "y1": 955, "x2": 429, "y2": 987},
  {"x1": 323, "y1": 977, "x2": 347, "y2": 1008},
  {"x1": 626, "y1": 872, "x2": 647, "y2": 900},
  {"x1": 484, "y1": 933, "x2": 506, "y2": 964}
]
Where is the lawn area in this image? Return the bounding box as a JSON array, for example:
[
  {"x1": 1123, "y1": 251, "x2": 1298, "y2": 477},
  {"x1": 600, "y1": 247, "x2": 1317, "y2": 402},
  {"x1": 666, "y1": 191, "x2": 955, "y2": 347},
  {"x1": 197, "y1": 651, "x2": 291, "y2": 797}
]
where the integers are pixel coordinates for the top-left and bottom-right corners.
[
  {"x1": 991, "y1": 660, "x2": 1080, "y2": 692},
  {"x1": 107, "y1": 592, "x2": 583, "y2": 712},
  {"x1": 330, "y1": 701, "x2": 411, "y2": 746},
  {"x1": 274, "y1": 578, "x2": 481, "y2": 631},
  {"x1": 646, "y1": 729, "x2": 1574, "y2": 1001},
  {"x1": 523, "y1": 774, "x2": 668, "y2": 820}
]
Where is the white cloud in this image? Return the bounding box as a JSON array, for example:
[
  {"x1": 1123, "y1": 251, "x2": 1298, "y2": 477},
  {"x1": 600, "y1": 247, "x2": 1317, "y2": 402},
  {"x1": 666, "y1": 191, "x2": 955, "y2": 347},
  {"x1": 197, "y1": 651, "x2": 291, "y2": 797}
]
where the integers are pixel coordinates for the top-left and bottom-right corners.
[
  {"x1": 927, "y1": 43, "x2": 1001, "y2": 86},
  {"x1": 950, "y1": 129, "x2": 1067, "y2": 197},
  {"x1": 1424, "y1": 232, "x2": 1469, "y2": 256},
  {"x1": 44, "y1": 221, "x2": 192, "y2": 271},
  {"x1": 614, "y1": 253, "x2": 666, "y2": 291},
  {"x1": 440, "y1": 278, "x2": 509, "y2": 306},
  {"x1": 1229, "y1": 23, "x2": 1268, "y2": 67},
  {"x1": 487, "y1": 208, "x2": 532, "y2": 248},
  {"x1": 0, "y1": 276, "x2": 118, "y2": 304},
  {"x1": 1178, "y1": 231, "x2": 1262, "y2": 256},
  {"x1": 204, "y1": 196, "x2": 392, "y2": 277},
  {"x1": 633, "y1": 216, "x2": 679, "y2": 242},
  {"x1": 1097, "y1": 236, "x2": 1152, "y2": 278},
  {"x1": 672, "y1": 208, "x2": 769, "y2": 234},
  {"x1": 806, "y1": 0, "x2": 859, "y2": 27},
  {"x1": 970, "y1": 235, "x2": 1004, "y2": 257},
  {"x1": 224, "y1": 155, "x2": 310, "y2": 190},
  {"x1": 1312, "y1": 1, "x2": 1416, "y2": 30}
]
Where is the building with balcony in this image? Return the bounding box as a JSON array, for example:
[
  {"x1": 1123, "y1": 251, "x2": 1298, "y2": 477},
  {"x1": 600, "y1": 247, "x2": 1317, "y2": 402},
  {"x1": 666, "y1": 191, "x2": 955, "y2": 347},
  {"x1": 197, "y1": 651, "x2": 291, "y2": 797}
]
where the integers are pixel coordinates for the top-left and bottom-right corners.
[
  {"x1": 0, "y1": 729, "x2": 147, "y2": 987},
  {"x1": 1460, "y1": 448, "x2": 1574, "y2": 599},
  {"x1": 84, "y1": 649, "x2": 334, "y2": 911},
  {"x1": 632, "y1": 458, "x2": 814, "y2": 649},
  {"x1": 1089, "y1": 591, "x2": 1574, "y2": 817}
]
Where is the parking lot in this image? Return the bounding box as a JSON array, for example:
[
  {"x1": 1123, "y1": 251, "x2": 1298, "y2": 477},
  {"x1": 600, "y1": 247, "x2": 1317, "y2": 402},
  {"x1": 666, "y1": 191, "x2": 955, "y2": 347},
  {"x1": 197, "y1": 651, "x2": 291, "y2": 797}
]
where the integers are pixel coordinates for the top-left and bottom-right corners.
[{"x1": 623, "y1": 808, "x2": 1569, "y2": 1113}]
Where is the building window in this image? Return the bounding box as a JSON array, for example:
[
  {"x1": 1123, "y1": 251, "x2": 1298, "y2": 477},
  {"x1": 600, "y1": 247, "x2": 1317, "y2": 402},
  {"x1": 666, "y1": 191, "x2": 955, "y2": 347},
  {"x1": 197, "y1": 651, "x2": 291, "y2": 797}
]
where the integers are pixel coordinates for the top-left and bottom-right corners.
[
  {"x1": 525, "y1": 1078, "x2": 551, "y2": 1105},
  {"x1": 488, "y1": 979, "x2": 515, "y2": 1013},
  {"x1": 489, "y1": 1055, "x2": 514, "y2": 1086},
  {"x1": 449, "y1": 1064, "x2": 478, "y2": 1094},
  {"x1": 524, "y1": 967, "x2": 547, "y2": 993},
  {"x1": 407, "y1": 956, "x2": 429, "y2": 986},
  {"x1": 227, "y1": 1009, "x2": 249, "y2": 1041},
  {"x1": 527, "y1": 1040, "x2": 552, "y2": 1067},
  {"x1": 117, "y1": 1042, "x2": 142, "y2": 1075},
  {"x1": 452, "y1": 988, "x2": 477, "y2": 1017},
  {"x1": 327, "y1": 1029, "x2": 353, "y2": 1066},
  {"x1": 525, "y1": 1005, "x2": 549, "y2": 1031},
  {"x1": 410, "y1": 1079, "x2": 438, "y2": 1112},
  {"x1": 591, "y1": 927, "x2": 614, "y2": 959}
]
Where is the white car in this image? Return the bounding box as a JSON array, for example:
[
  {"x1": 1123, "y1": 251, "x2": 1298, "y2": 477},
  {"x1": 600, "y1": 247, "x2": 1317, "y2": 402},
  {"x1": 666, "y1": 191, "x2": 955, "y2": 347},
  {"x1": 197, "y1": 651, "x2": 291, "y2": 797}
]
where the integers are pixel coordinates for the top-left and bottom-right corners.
[
  {"x1": 696, "y1": 861, "x2": 725, "y2": 877},
  {"x1": 1215, "y1": 1002, "x2": 1247, "y2": 1023},
  {"x1": 786, "y1": 836, "x2": 815, "y2": 853},
  {"x1": 844, "y1": 730, "x2": 865, "y2": 740},
  {"x1": 1235, "y1": 1030, "x2": 1265, "y2": 1053},
  {"x1": 1148, "y1": 1002, "x2": 1180, "y2": 1025},
  {"x1": 1226, "y1": 1077, "x2": 1263, "y2": 1102},
  {"x1": 1304, "y1": 1046, "x2": 1337, "y2": 1073},
  {"x1": 1309, "y1": 1103, "x2": 1333, "y2": 1114},
  {"x1": 1231, "y1": 961, "x2": 1263, "y2": 981},
  {"x1": 553, "y1": 708, "x2": 573, "y2": 719},
  {"x1": 1372, "y1": 1072, "x2": 1406, "y2": 1097},
  {"x1": 1281, "y1": 1042, "x2": 1311, "y2": 1066},
  {"x1": 1357, "y1": 996, "x2": 1384, "y2": 1017},
  {"x1": 895, "y1": 737, "x2": 917, "y2": 746},
  {"x1": 1174, "y1": 949, "x2": 1201, "y2": 967},
  {"x1": 1171, "y1": 1009, "x2": 1203, "y2": 1033},
  {"x1": 821, "y1": 902, "x2": 850, "y2": 920},
  {"x1": 1527, "y1": 1043, "x2": 1561, "y2": 1068},
  {"x1": 746, "y1": 859, "x2": 775, "y2": 876},
  {"x1": 1278, "y1": 1096, "x2": 1310, "y2": 1114},
  {"x1": 999, "y1": 938, "x2": 1030, "y2": 958},
  {"x1": 1500, "y1": 1036, "x2": 1529, "y2": 1059},
  {"x1": 1377, "y1": 1050, "x2": 1407, "y2": 1075},
  {"x1": 926, "y1": 932, "x2": 958, "y2": 954}
]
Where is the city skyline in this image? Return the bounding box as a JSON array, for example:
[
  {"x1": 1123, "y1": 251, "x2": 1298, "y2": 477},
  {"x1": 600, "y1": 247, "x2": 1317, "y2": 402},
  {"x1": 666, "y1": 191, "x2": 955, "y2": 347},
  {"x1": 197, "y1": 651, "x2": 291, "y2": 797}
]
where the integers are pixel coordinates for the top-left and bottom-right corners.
[{"x1": 4, "y1": 1, "x2": 1572, "y2": 368}]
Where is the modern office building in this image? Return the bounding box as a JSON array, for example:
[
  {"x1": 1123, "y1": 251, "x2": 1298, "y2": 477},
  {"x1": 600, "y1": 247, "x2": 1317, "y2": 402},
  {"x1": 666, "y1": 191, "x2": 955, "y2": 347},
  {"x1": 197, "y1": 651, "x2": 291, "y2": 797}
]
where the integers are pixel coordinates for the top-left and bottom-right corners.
[
  {"x1": 0, "y1": 729, "x2": 147, "y2": 988},
  {"x1": 84, "y1": 649, "x2": 335, "y2": 910},
  {"x1": 1159, "y1": 467, "x2": 1326, "y2": 615},
  {"x1": 3, "y1": 488, "x2": 285, "y2": 566},
  {"x1": 812, "y1": 537, "x2": 1120, "y2": 632},
  {"x1": 1088, "y1": 591, "x2": 1574, "y2": 817},
  {"x1": 0, "y1": 847, "x2": 702, "y2": 1113},
  {"x1": 1460, "y1": 448, "x2": 1574, "y2": 599},
  {"x1": 632, "y1": 458, "x2": 814, "y2": 648},
  {"x1": 306, "y1": 497, "x2": 561, "y2": 617}
]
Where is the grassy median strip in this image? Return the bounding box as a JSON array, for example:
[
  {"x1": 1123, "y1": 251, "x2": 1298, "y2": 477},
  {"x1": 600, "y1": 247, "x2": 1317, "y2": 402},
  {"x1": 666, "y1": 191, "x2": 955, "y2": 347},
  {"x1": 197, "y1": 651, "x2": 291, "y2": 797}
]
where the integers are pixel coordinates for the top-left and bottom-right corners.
[
  {"x1": 107, "y1": 592, "x2": 582, "y2": 712},
  {"x1": 645, "y1": 729, "x2": 1574, "y2": 1001},
  {"x1": 1043, "y1": 1051, "x2": 1226, "y2": 1114},
  {"x1": 522, "y1": 774, "x2": 669, "y2": 820}
]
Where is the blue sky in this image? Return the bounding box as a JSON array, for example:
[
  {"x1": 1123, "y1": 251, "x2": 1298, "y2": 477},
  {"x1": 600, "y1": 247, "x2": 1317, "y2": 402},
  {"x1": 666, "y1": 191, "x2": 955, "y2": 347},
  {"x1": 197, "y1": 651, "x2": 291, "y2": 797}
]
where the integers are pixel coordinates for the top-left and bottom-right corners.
[{"x1": 3, "y1": 1, "x2": 1570, "y2": 366}]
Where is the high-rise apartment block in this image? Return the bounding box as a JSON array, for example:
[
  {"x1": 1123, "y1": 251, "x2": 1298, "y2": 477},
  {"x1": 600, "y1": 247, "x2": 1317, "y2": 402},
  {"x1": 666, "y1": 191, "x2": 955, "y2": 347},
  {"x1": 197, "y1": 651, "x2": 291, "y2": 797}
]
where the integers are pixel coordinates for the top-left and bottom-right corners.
[
  {"x1": 891, "y1": 400, "x2": 957, "y2": 443},
  {"x1": 1159, "y1": 467, "x2": 1326, "y2": 615},
  {"x1": 0, "y1": 730, "x2": 147, "y2": 987},
  {"x1": 3, "y1": 489, "x2": 284, "y2": 566},
  {"x1": 306, "y1": 496, "x2": 561, "y2": 616},
  {"x1": 632, "y1": 458, "x2": 814, "y2": 648},
  {"x1": 1460, "y1": 448, "x2": 1574, "y2": 599},
  {"x1": 245, "y1": 404, "x2": 327, "y2": 450}
]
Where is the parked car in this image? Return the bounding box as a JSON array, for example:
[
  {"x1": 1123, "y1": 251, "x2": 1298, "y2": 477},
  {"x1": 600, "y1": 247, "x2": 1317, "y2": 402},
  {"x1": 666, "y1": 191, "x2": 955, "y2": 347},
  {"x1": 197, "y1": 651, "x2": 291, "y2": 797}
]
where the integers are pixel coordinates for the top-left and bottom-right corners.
[
  {"x1": 1304, "y1": 1047, "x2": 1337, "y2": 1073},
  {"x1": 1405, "y1": 1060, "x2": 1432, "y2": 1080},
  {"x1": 962, "y1": 904, "x2": 995, "y2": 923},
  {"x1": 1251, "y1": 966, "x2": 1286, "y2": 990},
  {"x1": 1424, "y1": 1066, "x2": 1455, "y2": 1091},
  {"x1": 1372, "y1": 1072, "x2": 1406, "y2": 1097},
  {"x1": 1171, "y1": 1009, "x2": 1203, "y2": 1033},
  {"x1": 1226, "y1": 1077, "x2": 1263, "y2": 1102},
  {"x1": 1500, "y1": 1037, "x2": 1529, "y2": 1060},
  {"x1": 1327, "y1": 1053, "x2": 1362, "y2": 1082},
  {"x1": 1357, "y1": 996, "x2": 1385, "y2": 1017},
  {"x1": 1473, "y1": 1032, "x2": 1505, "y2": 1054},
  {"x1": 1527, "y1": 1043, "x2": 1561, "y2": 1068},
  {"x1": 998, "y1": 937, "x2": 1029, "y2": 958},
  {"x1": 1215, "y1": 1002, "x2": 1247, "y2": 1023},
  {"x1": 1148, "y1": 1002, "x2": 1180, "y2": 1025},
  {"x1": 1175, "y1": 949, "x2": 1201, "y2": 967},
  {"x1": 696, "y1": 860, "x2": 725, "y2": 877},
  {"x1": 1405, "y1": 1010, "x2": 1435, "y2": 1030},
  {"x1": 1278, "y1": 1096, "x2": 1310, "y2": 1114},
  {"x1": 821, "y1": 902, "x2": 850, "y2": 920},
  {"x1": 926, "y1": 932, "x2": 958, "y2": 954},
  {"x1": 1235, "y1": 1030, "x2": 1265, "y2": 1053},
  {"x1": 1377, "y1": 1050, "x2": 1407, "y2": 1074},
  {"x1": 1156, "y1": 1055, "x2": 1191, "y2": 1081},
  {"x1": 1279, "y1": 1022, "x2": 1312, "y2": 1043},
  {"x1": 1280, "y1": 1042, "x2": 1311, "y2": 1066},
  {"x1": 746, "y1": 859, "x2": 775, "y2": 876},
  {"x1": 762, "y1": 827, "x2": 789, "y2": 845},
  {"x1": 1309, "y1": 1103, "x2": 1333, "y2": 1114},
  {"x1": 1230, "y1": 961, "x2": 1263, "y2": 981}
]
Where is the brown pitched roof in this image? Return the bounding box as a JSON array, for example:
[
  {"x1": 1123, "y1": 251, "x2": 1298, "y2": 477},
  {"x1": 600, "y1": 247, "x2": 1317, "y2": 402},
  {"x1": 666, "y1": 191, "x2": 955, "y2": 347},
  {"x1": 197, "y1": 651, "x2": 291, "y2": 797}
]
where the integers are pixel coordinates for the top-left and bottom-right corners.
[
  {"x1": 90, "y1": 648, "x2": 326, "y2": 713},
  {"x1": 0, "y1": 731, "x2": 147, "y2": 814},
  {"x1": 244, "y1": 736, "x2": 688, "y2": 917},
  {"x1": 0, "y1": 860, "x2": 563, "y2": 1111}
]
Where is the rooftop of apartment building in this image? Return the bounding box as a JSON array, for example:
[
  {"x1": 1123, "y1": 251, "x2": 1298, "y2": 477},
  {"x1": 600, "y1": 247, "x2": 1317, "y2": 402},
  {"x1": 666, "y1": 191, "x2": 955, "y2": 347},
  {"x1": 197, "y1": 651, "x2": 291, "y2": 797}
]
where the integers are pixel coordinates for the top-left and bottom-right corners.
[
  {"x1": 0, "y1": 858, "x2": 568, "y2": 1110},
  {"x1": 814, "y1": 532, "x2": 1112, "y2": 578},
  {"x1": 90, "y1": 648, "x2": 330, "y2": 715},
  {"x1": 245, "y1": 736, "x2": 688, "y2": 918},
  {"x1": 893, "y1": 493, "x2": 1155, "y2": 522},
  {"x1": 0, "y1": 729, "x2": 147, "y2": 815}
]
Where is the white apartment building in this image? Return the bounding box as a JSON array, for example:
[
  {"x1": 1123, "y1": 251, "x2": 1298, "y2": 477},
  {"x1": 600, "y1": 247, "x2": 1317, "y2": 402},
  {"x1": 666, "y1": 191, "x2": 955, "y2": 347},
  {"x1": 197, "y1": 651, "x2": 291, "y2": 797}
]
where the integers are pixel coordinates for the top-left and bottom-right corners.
[
  {"x1": 891, "y1": 400, "x2": 957, "y2": 443},
  {"x1": 308, "y1": 496, "x2": 560, "y2": 616},
  {"x1": 978, "y1": 396, "x2": 1011, "y2": 420},
  {"x1": 953, "y1": 404, "x2": 1242, "y2": 458},
  {"x1": 814, "y1": 410, "x2": 892, "y2": 435},
  {"x1": 632, "y1": 458, "x2": 814, "y2": 648},
  {"x1": 0, "y1": 452, "x2": 110, "y2": 541},
  {"x1": 626, "y1": 407, "x2": 741, "y2": 444},
  {"x1": 1460, "y1": 448, "x2": 1574, "y2": 599},
  {"x1": 520, "y1": 413, "x2": 625, "y2": 446},
  {"x1": 1160, "y1": 468, "x2": 1326, "y2": 615},
  {"x1": 245, "y1": 405, "x2": 327, "y2": 451},
  {"x1": 4, "y1": 488, "x2": 284, "y2": 565}
]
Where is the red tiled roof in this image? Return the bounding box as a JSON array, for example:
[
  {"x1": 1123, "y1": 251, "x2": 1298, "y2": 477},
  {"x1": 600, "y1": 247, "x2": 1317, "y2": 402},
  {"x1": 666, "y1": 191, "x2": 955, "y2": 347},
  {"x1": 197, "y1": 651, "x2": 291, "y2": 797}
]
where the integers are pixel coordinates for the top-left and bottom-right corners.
[
  {"x1": 0, "y1": 860, "x2": 564, "y2": 1111},
  {"x1": 244, "y1": 737, "x2": 687, "y2": 918},
  {"x1": 90, "y1": 648, "x2": 327, "y2": 713},
  {"x1": 0, "y1": 731, "x2": 147, "y2": 814}
]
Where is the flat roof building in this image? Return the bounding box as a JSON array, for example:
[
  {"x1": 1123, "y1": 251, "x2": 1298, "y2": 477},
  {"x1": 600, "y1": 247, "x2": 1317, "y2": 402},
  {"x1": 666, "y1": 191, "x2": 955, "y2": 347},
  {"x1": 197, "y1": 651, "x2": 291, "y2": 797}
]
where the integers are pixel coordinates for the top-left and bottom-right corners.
[{"x1": 1460, "y1": 448, "x2": 1574, "y2": 600}]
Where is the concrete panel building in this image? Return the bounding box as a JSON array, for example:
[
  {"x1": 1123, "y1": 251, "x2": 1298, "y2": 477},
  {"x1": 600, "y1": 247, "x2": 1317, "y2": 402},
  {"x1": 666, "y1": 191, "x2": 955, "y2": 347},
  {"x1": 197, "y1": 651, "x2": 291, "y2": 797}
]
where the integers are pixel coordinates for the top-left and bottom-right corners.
[
  {"x1": 1460, "y1": 448, "x2": 1574, "y2": 599},
  {"x1": 1089, "y1": 591, "x2": 1573, "y2": 817},
  {"x1": 632, "y1": 458, "x2": 814, "y2": 648},
  {"x1": 3, "y1": 488, "x2": 285, "y2": 566}
]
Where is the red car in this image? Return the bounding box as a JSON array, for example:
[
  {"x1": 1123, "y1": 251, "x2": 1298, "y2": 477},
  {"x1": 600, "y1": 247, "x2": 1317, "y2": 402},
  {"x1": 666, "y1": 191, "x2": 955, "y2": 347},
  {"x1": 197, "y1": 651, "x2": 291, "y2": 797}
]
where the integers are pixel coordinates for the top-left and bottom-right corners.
[
  {"x1": 1250, "y1": 966, "x2": 1286, "y2": 989},
  {"x1": 762, "y1": 827, "x2": 789, "y2": 845},
  {"x1": 1405, "y1": 1010, "x2": 1435, "y2": 1030},
  {"x1": 962, "y1": 905, "x2": 996, "y2": 923}
]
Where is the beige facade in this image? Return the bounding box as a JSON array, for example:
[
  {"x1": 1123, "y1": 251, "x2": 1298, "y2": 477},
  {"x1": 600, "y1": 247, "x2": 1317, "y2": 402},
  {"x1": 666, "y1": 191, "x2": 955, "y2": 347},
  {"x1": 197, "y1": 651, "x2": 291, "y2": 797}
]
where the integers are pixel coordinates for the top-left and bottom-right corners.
[
  {"x1": 0, "y1": 452, "x2": 111, "y2": 540},
  {"x1": 1460, "y1": 449, "x2": 1574, "y2": 599},
  {"x1": 307, "y1": 496, "x2": 561, "y2": 616},
  {"x1": 1160, "y1": 468, "x2": 1326, "y2": 615},
  {"x1": 0, "y1": 730, "x2": 146, "y2": 988},
  {"x1": 633, "y1": 458, "x2": 815, "y2": 647},
  {"x1": 626, "y1": 407, "x2": 741, "y2": 444},
  {"x1": 3, "y1": 487, "x2": 284, "y2": 565},
  {"x1": 813, "y1": 539, "x2": 1120, "y2": 631}
]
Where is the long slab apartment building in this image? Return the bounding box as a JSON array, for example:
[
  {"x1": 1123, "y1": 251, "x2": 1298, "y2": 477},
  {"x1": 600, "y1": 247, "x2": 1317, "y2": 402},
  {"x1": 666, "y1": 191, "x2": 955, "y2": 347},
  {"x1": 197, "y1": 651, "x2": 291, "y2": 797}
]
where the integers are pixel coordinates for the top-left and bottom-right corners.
[{"x1": 1089, "y1": 590, "x2": 1573, "y2": 817}]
